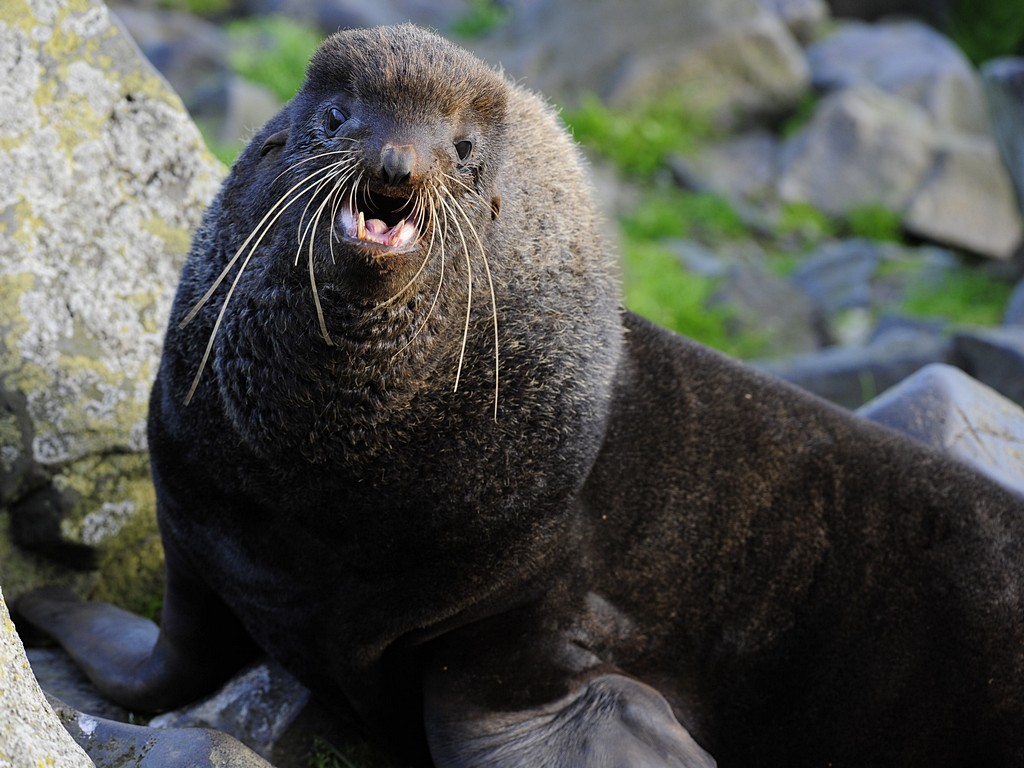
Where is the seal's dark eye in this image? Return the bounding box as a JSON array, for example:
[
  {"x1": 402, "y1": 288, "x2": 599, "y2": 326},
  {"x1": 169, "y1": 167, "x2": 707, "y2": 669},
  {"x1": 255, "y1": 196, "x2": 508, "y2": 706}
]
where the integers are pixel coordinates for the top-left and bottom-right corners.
[
  {"x1": 455, "y1": 140, "x2": 473, "y2": 161},
  {"x1": 324, "y1": 107, "x2": 346, "y2": 136}
]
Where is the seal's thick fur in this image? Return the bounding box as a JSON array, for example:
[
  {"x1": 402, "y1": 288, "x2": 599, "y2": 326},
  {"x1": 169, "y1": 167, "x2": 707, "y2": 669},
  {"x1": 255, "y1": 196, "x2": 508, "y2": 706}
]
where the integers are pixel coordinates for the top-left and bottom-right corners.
[{"x1": 20, "y1": 24, "x2": 1024, "y2": 768}]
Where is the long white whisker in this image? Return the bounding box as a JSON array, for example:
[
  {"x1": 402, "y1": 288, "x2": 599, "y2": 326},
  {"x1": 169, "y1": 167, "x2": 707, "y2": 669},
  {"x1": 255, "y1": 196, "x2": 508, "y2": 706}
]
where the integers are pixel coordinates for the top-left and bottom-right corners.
[
  {"x1": 436, "y1": 193, "x2": 473, "y2": 394},
  {"x1": 390, "y1": 193, "x2": 443, "y2": 360},
  {"x1": 306, "y1": 175, "x2": 347, "y2": 346},
  {"x1": 182, "y1": 155, "x2": 357, "y2": 403},
  {"x1": 442, "y1": 182, "x2": 500, "y2": 420},
  {"x1": 181, "y1": 159, "x2": 348, "y2": 330}
]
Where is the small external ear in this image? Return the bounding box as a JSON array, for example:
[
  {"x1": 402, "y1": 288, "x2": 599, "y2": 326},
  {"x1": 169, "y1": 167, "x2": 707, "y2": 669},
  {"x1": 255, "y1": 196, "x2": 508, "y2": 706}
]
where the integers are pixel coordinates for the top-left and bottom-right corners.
[
  {"x1": 259, "y1": 129, "x2": 288, "y2": 158},
  {"x1": 490, "y1": 196, "x2": 501, "y2": 221}
]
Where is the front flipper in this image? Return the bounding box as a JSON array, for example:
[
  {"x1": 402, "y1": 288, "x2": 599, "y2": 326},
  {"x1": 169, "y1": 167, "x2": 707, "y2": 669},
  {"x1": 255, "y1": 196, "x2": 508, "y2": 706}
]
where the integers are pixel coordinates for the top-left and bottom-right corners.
[
  {"x1": 17, "y1": 539, "x2": 257, "y2": 713},
  {"x1": 426, "y1": 672, "x2": 715, "y2": 768}
]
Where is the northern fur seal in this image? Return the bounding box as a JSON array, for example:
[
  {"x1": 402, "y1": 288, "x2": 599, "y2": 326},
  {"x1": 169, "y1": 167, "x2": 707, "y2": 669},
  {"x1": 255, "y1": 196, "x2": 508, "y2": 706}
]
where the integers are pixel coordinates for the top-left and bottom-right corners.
[{"x1": 18, "y1": 23, "x2": 1024, "y2": 768}]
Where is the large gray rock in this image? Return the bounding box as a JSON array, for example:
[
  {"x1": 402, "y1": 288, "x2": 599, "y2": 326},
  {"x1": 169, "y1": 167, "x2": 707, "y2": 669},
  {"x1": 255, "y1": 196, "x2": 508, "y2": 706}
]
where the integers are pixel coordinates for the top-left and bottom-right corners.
[
  {"x1": 0, "y1": 587, "x2": 93, "y2": 768},
  {"x1": 983, "y1": 57, "x2": 1024, "y2": 219},
  {"x1": 790, "y1": 238, "x2": 885, "y2": 315},
  {"x1": 0, "y1": 0, "x2": 222, "y2": 600},
  {"x1": 778, "y1": 84, "x2": 937, "y2": 214},
  {"x1": 903, "y1": 136, "x2": 1023, "y2": 259},
  {"x1": 858, "y1": 364, "x2": 1024, "y2": 494},
  {"x1": 482, "y1": 0, "x2": 810, "y2": 127},
  {"x1": 26, "y1": 647, "x2": 129, "y2": 722},
  {"x1": 778, "y1": 83, "x2": 1023, "y2": 258},
  {"x1": 807, "y1": 20, "x2": 990, "y2": 135}
]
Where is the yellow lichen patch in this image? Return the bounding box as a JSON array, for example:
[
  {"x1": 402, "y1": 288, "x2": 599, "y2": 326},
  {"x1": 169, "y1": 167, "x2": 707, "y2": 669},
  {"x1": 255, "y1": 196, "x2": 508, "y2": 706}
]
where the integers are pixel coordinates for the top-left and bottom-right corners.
[
  {"x1": 42, "y1": 0, "x2": 104, "y2": 61},
  {"x1": 9, "y1": 200, "x2": 46, "y2": 247},
  {"x1": 0, "y1": 273, "x2": 34, "y2": 372},
  {"x1": 140, "y1": 216, "x2": 194, "y2": 257},
  {"x1": 3, "y1": 0, "x2": 37, "y2": 34},
  {"x1": 121, "y1": 69, "x2": 191, "y2": 115}
]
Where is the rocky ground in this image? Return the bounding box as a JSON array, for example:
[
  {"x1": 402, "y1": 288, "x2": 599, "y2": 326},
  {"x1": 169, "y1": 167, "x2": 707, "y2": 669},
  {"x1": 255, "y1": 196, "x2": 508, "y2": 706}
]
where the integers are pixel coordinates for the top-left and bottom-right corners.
[{"x1": 2, "y1": 0, "x2": 1024, "y2": 766}]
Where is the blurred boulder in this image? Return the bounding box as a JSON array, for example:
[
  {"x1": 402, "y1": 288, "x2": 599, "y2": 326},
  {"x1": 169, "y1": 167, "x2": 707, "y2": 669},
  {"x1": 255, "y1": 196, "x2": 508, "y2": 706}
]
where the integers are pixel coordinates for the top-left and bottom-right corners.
[
  {"x1": 1005, "y1": 279, "x2": 1024, "y2": 325},
  {"x1": 673, "y1": 130, "x2": 781, "y2": 202},
  {"x1": 757, "y1": 322, "x2": 952, "y2": 407},
  {"x1": 903, "y1": 136, "x2": 1023, "y2": 259},
  {"x1": 758, "y1": 0, "x2": 830, "y2": 43},
  {"x1": 807, "y1": 20, "x2": 990, "y2": 135},
  {"x1": 482, "y1": 0, "x2": 810, "y2": 128},
  {"x1": 778, "y1": 84, "x2": 937, "y2": 214},
  {"x1": 983, "y1": 57, "x2": 1024, "y2": 218}
]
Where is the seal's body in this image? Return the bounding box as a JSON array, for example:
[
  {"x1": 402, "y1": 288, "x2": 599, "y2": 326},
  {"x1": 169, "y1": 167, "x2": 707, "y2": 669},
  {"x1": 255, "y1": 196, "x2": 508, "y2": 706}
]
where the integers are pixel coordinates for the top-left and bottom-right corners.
[{"x1": 21, "y1": 25, "x2": 1024, "y2": 768}]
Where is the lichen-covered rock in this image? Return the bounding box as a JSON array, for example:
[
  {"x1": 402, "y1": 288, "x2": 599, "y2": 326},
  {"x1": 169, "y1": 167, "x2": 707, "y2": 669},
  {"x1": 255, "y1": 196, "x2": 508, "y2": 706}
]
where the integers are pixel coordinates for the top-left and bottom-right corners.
[
  {"x1": 0, "y1": 0, "x2": 223, "y2": 599},
  {"x1": 0, "y1": 586, "x2": 94, "y2": 768}
]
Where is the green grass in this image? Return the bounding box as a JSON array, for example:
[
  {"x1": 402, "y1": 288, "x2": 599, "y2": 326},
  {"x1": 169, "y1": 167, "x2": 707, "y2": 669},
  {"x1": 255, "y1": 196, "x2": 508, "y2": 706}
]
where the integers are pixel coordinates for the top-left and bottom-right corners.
[
  {"x1": 157, "y1": 0, "x2": 231, "y2": 16},
  {"x1": 900, "y1": 267, "x2": 1013, "y2": 326},
  {"x1": 843, "y1": 203, "x2": 903, "y2": 242},
  {"x1": 450, "y1": 0, "x2": 510, "y2": 38},
  {"x1": 225, "y1": 16, "x2": 323, "y2": 103},
  {"x1": 621, "y1": 241, "x2": 771, "y2": 358},
  {"x1": 563, "y1": 95, "x2": 712, "y2": 178},
  {"x1": 621, "y1": 188, "x2": 747, "y2": 244}
]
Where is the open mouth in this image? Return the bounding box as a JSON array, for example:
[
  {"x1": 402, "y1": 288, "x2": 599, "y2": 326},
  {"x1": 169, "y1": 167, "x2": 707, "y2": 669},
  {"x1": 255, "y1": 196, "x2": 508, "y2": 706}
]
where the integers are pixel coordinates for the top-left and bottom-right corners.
[{"x1": 337, "y1": 189, "x2": 419, "y2": 250}]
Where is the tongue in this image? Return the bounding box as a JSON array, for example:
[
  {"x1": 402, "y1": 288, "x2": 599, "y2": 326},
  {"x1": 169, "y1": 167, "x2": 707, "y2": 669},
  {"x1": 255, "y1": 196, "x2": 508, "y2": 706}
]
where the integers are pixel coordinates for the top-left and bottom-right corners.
[
  {"x1": 339, "y1": 205, "x2": 418, "y2": 249},
  {"x1": 364, "y1": 217, "x2": 390, "y2": 236}
]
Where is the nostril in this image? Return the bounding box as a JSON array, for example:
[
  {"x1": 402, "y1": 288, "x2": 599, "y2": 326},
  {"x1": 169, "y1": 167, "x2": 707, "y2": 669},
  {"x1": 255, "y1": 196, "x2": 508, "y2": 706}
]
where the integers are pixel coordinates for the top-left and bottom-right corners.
[{"x1": 381, "y1": 144, "x2": 416, "y2": 185}]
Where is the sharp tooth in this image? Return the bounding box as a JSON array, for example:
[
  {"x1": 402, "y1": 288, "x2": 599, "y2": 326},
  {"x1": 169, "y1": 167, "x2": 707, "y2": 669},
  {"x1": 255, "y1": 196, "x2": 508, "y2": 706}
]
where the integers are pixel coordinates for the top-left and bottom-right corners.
[
  {"x1": 387, "y1": 218, "x2": 406, "y2": 247},
  {"x1": 357, "y1": 211, "x2": 366, "y2": 240}
]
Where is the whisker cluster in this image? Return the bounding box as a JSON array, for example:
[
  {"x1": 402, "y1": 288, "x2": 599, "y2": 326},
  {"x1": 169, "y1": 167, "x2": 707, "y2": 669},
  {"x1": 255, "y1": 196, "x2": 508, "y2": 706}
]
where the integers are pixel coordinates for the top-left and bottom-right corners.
[{"x1": 179, "y1": 148, "x2": 501, "y2": 420}]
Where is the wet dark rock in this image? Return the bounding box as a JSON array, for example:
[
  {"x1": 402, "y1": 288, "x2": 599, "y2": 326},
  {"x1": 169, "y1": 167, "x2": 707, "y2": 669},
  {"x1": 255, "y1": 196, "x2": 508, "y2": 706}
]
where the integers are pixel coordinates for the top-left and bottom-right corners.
[
  {"x1": 952, "y1": 326, "x2": 1024, "y2": 406},
  {"x1": 757, "y1": 323, "x2": 952, "y2": 408},
  {"x1": 150, "y1": 659, "x2": 311, "y2": 761},
  {"x1": 982, "y1": 57, "x2": 1024, "y2": 219},
  {"x1": 50, "y1": 697, "x2": 275, "y2": 768},
  {"x1": 1005, "y1": 279, "x2": 1024, "y2": 325}
]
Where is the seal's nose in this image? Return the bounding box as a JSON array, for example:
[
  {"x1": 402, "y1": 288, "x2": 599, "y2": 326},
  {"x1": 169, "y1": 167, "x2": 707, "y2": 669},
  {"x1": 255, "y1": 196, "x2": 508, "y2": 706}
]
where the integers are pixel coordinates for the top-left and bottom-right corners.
[{"x1": 381, "y1": 144, "x2": 416, "y2": 185}]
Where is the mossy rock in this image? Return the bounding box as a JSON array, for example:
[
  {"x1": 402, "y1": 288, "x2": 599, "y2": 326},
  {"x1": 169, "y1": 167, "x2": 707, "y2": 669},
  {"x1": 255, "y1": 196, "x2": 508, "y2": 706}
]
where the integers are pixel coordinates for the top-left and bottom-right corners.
[{"x1": 0, "y1": 0, "x2": 223, "y2": 604}]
